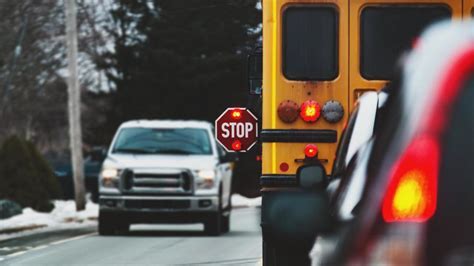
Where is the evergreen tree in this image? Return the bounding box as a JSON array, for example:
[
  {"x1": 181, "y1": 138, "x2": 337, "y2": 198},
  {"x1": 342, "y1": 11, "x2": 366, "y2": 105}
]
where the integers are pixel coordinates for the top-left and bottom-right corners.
[
  {"x1": 100, "y1": 0, "x2": 261, "y2": 131},
  {"x1": 0, "y1": 136, "x2": 56, "y2": 212}
]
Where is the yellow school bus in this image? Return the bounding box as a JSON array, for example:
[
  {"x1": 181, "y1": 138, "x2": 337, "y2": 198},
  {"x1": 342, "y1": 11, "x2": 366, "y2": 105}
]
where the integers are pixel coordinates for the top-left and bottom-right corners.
[{"x1": 259, "y1": 0, "x2": 473, "y2": 264}]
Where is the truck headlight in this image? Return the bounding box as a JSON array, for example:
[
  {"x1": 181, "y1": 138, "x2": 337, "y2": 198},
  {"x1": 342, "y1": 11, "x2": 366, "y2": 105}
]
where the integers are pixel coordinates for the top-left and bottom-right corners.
[
  {"x1": 196, "y1": 169, "x2": 216, "y2": 189},
  {"x1": 101, "y1": 168, "x2": 120, "y2": 188}
]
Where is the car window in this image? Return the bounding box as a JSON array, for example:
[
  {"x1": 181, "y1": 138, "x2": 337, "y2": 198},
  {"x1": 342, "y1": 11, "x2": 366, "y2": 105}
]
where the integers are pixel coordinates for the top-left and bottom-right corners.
[{"x1": 112, "y1": 127, "x2": 212, "y2": 155}]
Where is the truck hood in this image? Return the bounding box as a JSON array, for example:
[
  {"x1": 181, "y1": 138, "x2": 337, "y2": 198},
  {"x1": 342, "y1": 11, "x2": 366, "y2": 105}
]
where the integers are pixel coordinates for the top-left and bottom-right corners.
[{"x1": 103, "y1": 154, "x2": 218, "y2": 171}]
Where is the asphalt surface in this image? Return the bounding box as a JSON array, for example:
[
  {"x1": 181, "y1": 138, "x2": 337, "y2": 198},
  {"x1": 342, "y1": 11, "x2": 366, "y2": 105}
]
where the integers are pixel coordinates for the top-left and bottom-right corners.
[{"x1": 0, "y1": 208, "x2": 262, "y2": 266}]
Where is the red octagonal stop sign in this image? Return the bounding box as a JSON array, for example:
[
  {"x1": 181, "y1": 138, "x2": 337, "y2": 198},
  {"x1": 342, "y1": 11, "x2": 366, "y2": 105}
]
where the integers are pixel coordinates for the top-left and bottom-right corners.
[{"x1": 215, "y1": 108, "x2": 258, "y2": 152}]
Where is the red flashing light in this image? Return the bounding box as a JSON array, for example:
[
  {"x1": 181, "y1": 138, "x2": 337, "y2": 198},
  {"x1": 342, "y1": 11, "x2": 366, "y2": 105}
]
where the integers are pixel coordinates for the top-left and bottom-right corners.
[
  {"x1": 300, "y1": 100, "x2": 321, "y2": 122},
  {"x1": 382, "y1": 136, "x2": 439, "y2": 223},
  {"x1": 231, "y1": 109, "x2": 242, "y2": 120},
  {"x1": 304, "y1": 144, "x2": 318, "y2": 158},
  {"x1": 231, "y1": 140, "x2": 242, "y2": 151}
]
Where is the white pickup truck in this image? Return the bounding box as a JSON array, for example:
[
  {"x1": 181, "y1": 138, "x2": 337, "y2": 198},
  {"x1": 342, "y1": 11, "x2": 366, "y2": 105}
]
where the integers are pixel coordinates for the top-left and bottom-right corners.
[{"x1": 98, "y1": 120, "x2": 236, "y2": 236}]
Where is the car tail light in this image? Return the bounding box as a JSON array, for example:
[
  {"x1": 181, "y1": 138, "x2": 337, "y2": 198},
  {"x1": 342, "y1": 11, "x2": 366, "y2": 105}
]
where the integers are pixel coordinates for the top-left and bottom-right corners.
[
  {"x1": 304, "y1": 144, "x2": 318, "y2": 158},
  {"x1": 381, "y1": 46, "x2": 474, "y2": 223},
  {"x1": 300, "y1": 100, "x2": 321, "y2": 122},
  {"x1": 382, "y1": 135, "x2": 439, "y2": 222}
]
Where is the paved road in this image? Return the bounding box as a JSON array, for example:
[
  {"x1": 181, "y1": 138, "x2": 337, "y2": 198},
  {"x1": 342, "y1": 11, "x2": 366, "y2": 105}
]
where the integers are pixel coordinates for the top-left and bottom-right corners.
[{"x1": 1, "y1": 208, "x2": 262, "y2": 266}]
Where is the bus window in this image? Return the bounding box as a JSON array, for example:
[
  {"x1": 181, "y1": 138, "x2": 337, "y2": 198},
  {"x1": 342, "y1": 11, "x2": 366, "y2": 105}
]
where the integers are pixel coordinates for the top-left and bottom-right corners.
[
  {"x1": 283, "y1": 6, "x2": 338, "y2": 81},
  {"x1": 360, "y1": 5, "x2": 451, "y2": 80}
]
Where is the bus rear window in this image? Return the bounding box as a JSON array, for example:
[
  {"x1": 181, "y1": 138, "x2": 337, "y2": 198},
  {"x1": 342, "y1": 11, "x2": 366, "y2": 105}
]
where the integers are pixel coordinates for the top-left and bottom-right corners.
[
  {"x1": 361, "y1": 5, "x2": 451, "y2": 80},
  {"x1": 283, "y1": 6, "x2": 338, "y2": 81}
]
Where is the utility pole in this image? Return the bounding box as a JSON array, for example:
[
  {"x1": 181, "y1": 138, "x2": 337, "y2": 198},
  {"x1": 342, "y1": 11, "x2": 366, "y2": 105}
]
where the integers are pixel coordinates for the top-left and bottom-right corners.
[{"x1": 65, "y1": 0, "x2": 86, "y2": 211}]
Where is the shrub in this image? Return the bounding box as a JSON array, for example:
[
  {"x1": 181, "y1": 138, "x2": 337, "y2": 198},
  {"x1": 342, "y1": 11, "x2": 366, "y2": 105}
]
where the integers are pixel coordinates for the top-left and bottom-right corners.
[
  {"x1": 0, "y1": 199, "x2": 22, "y2": 219},
  {"x1": 0, "y1": 136, "x2": 56, "y2": 212}
]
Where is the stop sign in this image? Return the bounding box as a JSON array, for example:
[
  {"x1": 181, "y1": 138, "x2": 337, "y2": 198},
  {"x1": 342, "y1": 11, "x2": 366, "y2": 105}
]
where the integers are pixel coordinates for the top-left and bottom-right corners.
[{"x1": 215, "y1": 108, "x2": 258, "y2": 152}]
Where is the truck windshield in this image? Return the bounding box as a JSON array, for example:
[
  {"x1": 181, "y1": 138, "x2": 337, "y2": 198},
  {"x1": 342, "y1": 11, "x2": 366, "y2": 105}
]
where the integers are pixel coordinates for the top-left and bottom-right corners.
[{"x1": 112, "y1": 128, "x2": 212, "y2": 155}]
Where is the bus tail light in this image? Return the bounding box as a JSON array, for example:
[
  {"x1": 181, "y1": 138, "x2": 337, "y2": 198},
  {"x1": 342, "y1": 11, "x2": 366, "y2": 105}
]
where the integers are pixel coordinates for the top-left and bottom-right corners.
[
  {"x1": 322, "y1": 100, "x2": 344, "y2": 123},
  {"x1": 278, "y1": 100, "x2": 299, "y2": 123},
  {"x1": 300, "y1": 100, "x2": 321, "y2": 122},
  {"x1": 382, "y1": 135, "x2": 439, "y2": 223},
  {"x1": 304, "y1": 144, "x2": 318, "y2": 158}
]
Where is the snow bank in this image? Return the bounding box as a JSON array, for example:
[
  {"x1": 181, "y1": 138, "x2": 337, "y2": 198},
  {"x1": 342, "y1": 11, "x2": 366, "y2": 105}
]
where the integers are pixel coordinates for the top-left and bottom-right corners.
[
  {"x1": 0, "y1": 200, "x2": 98, "y2": 236},
  {"x1": 0, "y1": 195, "x2": 259, "y2": 241}
]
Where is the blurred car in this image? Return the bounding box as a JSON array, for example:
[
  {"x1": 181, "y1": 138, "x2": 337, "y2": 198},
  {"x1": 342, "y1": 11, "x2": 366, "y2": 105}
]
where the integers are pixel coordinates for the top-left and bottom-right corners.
[
  {"x1": 345, "y1": 20, "x2": 474, "y2": 266},
  {"x1": 306, "y1": 21, "x2": 474, "y2": 265},
  {"x1": 98, "y1": 120, "x2": 237, "y2": 236},
  {"x1": 47, "y1": 147, "x2": 106, "y2": 202}
]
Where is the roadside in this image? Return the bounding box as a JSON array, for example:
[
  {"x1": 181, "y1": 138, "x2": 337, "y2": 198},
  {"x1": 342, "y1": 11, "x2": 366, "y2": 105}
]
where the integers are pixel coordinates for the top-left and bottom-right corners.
[
  {"x1": 0, "y1": 227, "x2": 96, "y2": 259},
  {"x1": 0, "y1": 195, "x2": 261, "y2": 245},
  {"x1": 0, "y1": 200, "x2": 97, "y2": 242}
]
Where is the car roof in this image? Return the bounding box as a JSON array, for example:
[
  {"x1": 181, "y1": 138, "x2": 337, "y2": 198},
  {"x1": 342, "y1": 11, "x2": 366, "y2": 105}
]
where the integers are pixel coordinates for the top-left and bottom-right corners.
[{"x1": 119, "y1": 120, "x2": 213, "y2": 130}]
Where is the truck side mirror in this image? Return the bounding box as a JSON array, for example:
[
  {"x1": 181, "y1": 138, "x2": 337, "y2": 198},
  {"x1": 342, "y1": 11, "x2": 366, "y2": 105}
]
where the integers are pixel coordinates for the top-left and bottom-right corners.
[
  {"x1": 223, "y1": 152, "x2": 239, "y2": 163},
  {"x1": 248, "y1": 52, "x2": 262, "y2": 95}
]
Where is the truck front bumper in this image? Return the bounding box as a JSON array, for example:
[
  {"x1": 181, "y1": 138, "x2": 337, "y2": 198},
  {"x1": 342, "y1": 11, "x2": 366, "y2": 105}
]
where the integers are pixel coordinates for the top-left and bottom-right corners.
[{"x1": 99, "y1": 195, "x2": 219, "y2": 224}]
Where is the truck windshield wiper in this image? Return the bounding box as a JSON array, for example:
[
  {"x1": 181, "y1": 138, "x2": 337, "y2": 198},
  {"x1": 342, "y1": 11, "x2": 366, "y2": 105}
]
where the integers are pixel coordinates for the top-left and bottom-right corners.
[{"x1": 113, "y1": 148, "x2": 154, "y2": 154}]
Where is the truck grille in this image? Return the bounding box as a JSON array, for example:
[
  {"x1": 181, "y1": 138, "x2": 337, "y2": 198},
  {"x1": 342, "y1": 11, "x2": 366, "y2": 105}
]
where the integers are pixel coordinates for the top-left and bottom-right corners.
[
  {"x1": 124, "y1": 200, "x2": 191, "y2": 209},
  {"x1": 121, "y1": 169, "x2": 193, "y2": 195}
]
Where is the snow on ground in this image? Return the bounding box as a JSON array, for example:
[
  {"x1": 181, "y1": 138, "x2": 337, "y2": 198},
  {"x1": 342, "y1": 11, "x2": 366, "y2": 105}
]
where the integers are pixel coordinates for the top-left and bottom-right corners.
[
  {"x1": 0, "y1": 200, "x2": 98, "y2": 241},
  {"x1": 0, "y1": 195, "x2": 260, "y2": 241},
  {"x1": 232, "y1": 195, "x2": 261, "y2": 208}
]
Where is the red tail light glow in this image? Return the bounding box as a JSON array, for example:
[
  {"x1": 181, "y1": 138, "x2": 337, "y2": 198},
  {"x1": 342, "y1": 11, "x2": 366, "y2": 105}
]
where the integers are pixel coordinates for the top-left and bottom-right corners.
[
  {"x1": 300, "y1": 100, "x2": 321, "y2": 122},
  {"x1": 382, "y1": 136, "x2": 439, "y2": 222},
  {"x1": 304, "y1": 144, "x2": 318, "y2": 158},
  {"x1": 381, "y1": 46, "x2": 474, "y2": 223}
]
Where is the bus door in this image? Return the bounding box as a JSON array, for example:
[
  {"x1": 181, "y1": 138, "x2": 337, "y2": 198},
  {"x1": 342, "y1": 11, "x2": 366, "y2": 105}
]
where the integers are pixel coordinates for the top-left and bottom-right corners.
[{"x1": 349, "y1": 0, "x2": 463, "y2": 109}]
